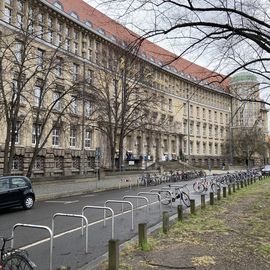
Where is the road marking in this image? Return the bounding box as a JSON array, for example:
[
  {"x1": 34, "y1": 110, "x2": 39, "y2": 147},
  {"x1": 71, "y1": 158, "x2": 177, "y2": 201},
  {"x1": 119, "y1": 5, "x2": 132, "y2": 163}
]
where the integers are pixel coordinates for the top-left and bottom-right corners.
[
  {"x1": 45, "y1": 200, "x2": 79, "y2": 204},
  {"x1": 81, "y1": 194, "x2": 96, "y2": 198}
]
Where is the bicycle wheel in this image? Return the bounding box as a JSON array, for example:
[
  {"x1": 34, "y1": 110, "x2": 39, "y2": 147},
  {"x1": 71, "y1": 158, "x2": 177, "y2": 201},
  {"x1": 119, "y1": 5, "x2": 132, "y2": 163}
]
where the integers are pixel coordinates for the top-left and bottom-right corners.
[
  {"x1": 160, "y1": 191, "x2": 172, "y2": 205},
  {"x1": 193, "y1": 182, "x2": 204, "y2": 193},
  {"x1": 3, "y1": 253, "x2": 35, "y2": 270},
  {"x1": 211, "y1": 183, "x2": 221, "y2": 193},
  {"x1": 181, "y1": 191, "x2": 190, "y2": 207}
]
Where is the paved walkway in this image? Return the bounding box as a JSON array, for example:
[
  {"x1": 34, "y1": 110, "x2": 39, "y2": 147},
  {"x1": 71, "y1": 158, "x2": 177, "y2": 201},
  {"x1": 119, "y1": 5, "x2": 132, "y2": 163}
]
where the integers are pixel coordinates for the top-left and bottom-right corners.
[
  {"x1": 33, "y1": 174, "x2": 140, "y2": 200},
  {"x1": 32, "y1": 169, "x2": 240, "y2": 201}
]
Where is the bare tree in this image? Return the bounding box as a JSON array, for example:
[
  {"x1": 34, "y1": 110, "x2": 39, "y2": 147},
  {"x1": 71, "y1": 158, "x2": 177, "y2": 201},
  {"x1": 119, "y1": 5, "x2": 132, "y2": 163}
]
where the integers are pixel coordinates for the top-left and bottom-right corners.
[
  {"x1": 0, "y1": 14, "x2": 85, "y2": 176},
  {"x1": 90, "y1": 52, "x2": 164, "y2": 170},
  {"x1": 94, "y1": 0, "x2": 270, "y2": 105}
]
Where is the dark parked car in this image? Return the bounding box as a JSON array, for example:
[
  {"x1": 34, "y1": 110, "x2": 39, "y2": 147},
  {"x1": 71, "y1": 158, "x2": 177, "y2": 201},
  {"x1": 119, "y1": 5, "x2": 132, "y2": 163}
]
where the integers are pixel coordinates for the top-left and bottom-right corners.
[
  {"x1": 0, "y1": 176, "x2": 35, "y2": 210},
  {"x1": 261, "y1": 165, "x2": 270, "y2": 176}
]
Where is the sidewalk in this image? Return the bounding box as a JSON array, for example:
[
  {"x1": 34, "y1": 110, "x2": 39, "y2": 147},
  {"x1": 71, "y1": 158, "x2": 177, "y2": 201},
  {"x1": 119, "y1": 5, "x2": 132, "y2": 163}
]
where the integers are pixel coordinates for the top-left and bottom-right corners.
[
  {"x1": 33, "y1": 169, "x2": 243, "y2": 201},
  {"x1": 33, "y1": 174, "x2": 139, "y2": 201}
]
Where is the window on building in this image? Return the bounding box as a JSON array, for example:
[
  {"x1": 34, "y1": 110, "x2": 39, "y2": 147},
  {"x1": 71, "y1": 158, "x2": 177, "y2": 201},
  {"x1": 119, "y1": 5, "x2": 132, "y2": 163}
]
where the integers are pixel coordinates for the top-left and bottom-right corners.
[
  {"x1": 196, "y1": 123, "x2": 200, "y2": 135},
  {"x1": 203, "y1": 108, "x2": 206, "y2": 119},
  {"x1": 196, "y1": 142, "x2": 200, "y2": 154},
  {"x1": 221, "y1": 127, "x2": 224, "y2": 138},
  {"x1": 209, "y1": 143, "x2": 212, "y2": 155},
  {"x1": 12, "y1": 155, "x2": 23, "y2": 171},
  {"x1": 52, "y1": 127, "x2": 60, "y2": 146},
  {"x1": 203, "y1": 124, "x2": 206, "y2": 136},
  {"x1": 37, "y1": 48, "x2": 45, "y2": 69},
  {"x1": 190, "y1": 141, "x2": 193, "y2": 154},
  {"x1": 32, "y1": 123, "x2": 41, "y2": 144},
  {"x1": 47, "y1": 16, "x2": 53, "y2": 43},
  {"x1": 4, "y1": 6, "x2": 12, "y2": 24},
  {"x1": 34, "y1": 85, "x2": 42, "y2": 106},
  {"x1": 4, "y1": 0, "x2": 12, "y2": 24},
  {"x1": 85, "y1": 129, "x2": 92, "y2": 148},
  {"x1": 55, "y1": 57, "x2": 63, "y2": 77},
  {"x1": 70, "y1": 96, "x2": 78, "y2": 114},
  {"x1": 53, "y1": 91, "x2": 61, "y2": 111},
  {"x1": 183, "y1": 140, "x2": 187, "y2": 154},
  {"x1": 196, "y1": 106, "x2": 200, "y2": 118},
  {"x1": 14, "y1": 121, "x2": 21, "y2": 144},
  {"x1": 203, "y1": 143, "x2": 206, "y2": 154},
  {"x1": 34, "y1": 156, "x2": 45, "y2": 170},
  {"x1": 190, "y1": 105, "x2": 193, "y2": 116},
  {"x1": 85, "y1": 100, "x2": 92, "y2": 117},
  {"x1": 37, "y1": 13, "x2": 45, "y2": 39},
  {"x1": 190, "y1": 122, "x2": 194, "y2": 135},
  {"x1": 15, "y1": 41, "x2": 23, "y2": 63},
  {"x1": 69, "y1": 127, "x2": 77, "y2": 147},
  {"x1": 209, "y1": 125, "x2": 212, "y2": 137},
  {"x1": 215, "y1": 144, "x2": 218, "y2": 155},
  {"x1": 215, "y1": 126, "x2": 218, "y2": 137},
  {"x1": 72, "y1": 63, "x2": 79, "y2": 81},
  {"x1": 87, "y1": 69, "x2": 93, "y2": 84},
  {"x1": 168, "y1": 98, "x2": 172, "y2": 112}
]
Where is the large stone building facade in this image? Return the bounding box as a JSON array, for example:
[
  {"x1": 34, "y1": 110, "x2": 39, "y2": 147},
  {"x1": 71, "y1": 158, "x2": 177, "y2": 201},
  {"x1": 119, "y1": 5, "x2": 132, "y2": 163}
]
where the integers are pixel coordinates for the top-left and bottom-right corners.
[{"x1": 0, "y1": 0, "x2": 267, "y2": 176}]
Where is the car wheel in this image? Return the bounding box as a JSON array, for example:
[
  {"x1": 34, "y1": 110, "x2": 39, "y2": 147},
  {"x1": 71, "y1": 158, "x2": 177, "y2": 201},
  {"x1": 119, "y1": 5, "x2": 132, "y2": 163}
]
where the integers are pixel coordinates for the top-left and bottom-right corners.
[{"x1": 23, "y1": 196, "x2": 34, "y2": 210}]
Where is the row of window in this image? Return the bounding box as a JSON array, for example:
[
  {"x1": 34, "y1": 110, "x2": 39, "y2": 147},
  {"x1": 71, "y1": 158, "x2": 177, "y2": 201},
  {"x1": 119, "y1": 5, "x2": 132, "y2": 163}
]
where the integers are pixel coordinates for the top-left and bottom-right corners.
[
  {"x1": 183, "y1": 121, "x2": 227, "y2": 138},
  {"x1": 183, "y1": 104, "x2": 228, "y2": 123},
  {"x1": 14, "y1": 122, "x2": 93, "y2": 148},
  {"x1": 3, "y1": 0, "x2": 230, "y2": 113},
  {"x1": 183, "y1": 141, "x2": 223, "y2": 155},
  {"x1": 10, "y1": 154, "x2": 95, "y2": 171}
]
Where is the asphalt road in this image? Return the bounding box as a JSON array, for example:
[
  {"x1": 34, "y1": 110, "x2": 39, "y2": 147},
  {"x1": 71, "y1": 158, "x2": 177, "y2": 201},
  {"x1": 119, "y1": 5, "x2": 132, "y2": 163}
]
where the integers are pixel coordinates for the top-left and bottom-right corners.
[{"x1": 0, "y1": 180, "x2": 206, "y2": 270}]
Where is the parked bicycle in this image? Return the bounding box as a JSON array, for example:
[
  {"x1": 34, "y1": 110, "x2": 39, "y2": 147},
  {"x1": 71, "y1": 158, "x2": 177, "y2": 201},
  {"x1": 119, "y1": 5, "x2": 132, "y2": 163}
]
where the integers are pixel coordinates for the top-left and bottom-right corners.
[
  {"x1": 0, "y1": 236, "x2": 36, "y2": 270},
  {"x1": 160, "y1": 184, "x2": 191, "y2": 207}
]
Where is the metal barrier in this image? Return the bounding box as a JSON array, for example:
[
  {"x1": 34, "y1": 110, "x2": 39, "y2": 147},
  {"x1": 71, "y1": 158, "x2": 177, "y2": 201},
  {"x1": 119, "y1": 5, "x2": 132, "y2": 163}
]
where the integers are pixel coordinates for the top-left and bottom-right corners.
[
  {"x1": 104, "y1": 200, "x2": 134, "y2": 230},
  {"x1": 82, "y1": 205, "x2": 115, "y2": 239},
  {"x1": 137, "y1": 192, "x2": 162, "y2": 211},
  {"x1": 150, "y1": 189, "x2": 173, "y2": 208},
  {"x1": 52, "y1": 213, "x2": 89, "y2": 253},
  {"x1": 123, "y1": 195, "x2": 150, "y2": 211},
  {"x1": 11, "y1": 223, "x2": 53, "y2": 270}
]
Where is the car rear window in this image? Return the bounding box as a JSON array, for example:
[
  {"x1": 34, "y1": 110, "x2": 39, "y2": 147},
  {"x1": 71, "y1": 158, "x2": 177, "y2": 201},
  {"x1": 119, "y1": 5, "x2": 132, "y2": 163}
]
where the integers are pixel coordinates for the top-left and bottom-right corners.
[
  {"x1": 11, "y1": 178, "x2": 27, "y2": 188},
  {"x1": 0, "y1": 178, "x2": 10, "y2": 191}
]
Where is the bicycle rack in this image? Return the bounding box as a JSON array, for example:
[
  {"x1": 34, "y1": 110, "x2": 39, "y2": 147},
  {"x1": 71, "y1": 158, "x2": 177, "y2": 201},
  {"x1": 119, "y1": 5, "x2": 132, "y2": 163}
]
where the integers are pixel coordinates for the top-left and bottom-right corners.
[
  {"x1": 82, "y1": 205, "x2": 115, "y2": 239},
  {"x1": 123, "y1": 195, "x2": 149, "y2": 212},
  {"x1": 52, "y1": 213, "x2": 89, "y2": 253},
  {"x1": 11, "y1": 223, "x2": 53, "y2": 270},
  {"x1": 104, "y1": 200, "x2": 134, "y2": 231},
  {"x1": 137, "y1": 192, "x2": 162, "y2": 211},
  {"x1": 150, "y1": 189, "x2": 173, "y2": 208}
]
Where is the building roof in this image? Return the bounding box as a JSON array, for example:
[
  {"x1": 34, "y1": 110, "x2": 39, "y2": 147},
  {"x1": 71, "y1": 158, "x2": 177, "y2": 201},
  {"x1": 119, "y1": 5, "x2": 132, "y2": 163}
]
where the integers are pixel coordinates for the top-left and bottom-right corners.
[
  {"x1": 46, "y1": 0, "x2": 229, "y2": 90},
  {"x1": 231, "y1": 72, "x2": 258, "y2": 85}
]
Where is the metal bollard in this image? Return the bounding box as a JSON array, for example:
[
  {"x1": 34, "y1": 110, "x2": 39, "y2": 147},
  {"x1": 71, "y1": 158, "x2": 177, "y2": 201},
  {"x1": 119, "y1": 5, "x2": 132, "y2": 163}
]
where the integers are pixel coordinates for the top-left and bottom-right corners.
[
  {"x1": 228, "y1": 185, "x2": 232, "y2": 195},
  {"x1": 162, "y1": 211, "x2": 169, "y2": 234},
  {"x1": 190, "y1": 199, "x2": 196, "y2": 215},
  {"x1": 209, "y1": 192, "x2": 214, "y2": 205},
  {"x1": 138, "y1": 223, "x2": 147, "y2": 250},
  {"x1": 217, "y1": 189, "x2": 221, "y2": 200},
  {"x1": 108, "y1": 239, "x2": 119, "y2": 270},
  {"x1": 223, "y1": 187, "x2": 227, "y2": 198},
  {"x1": 201, "y1": 194, "x2": 206, "y2": 209},
  {"x1": 178, "y1": 205, "x2": 183, "y2": 222}
]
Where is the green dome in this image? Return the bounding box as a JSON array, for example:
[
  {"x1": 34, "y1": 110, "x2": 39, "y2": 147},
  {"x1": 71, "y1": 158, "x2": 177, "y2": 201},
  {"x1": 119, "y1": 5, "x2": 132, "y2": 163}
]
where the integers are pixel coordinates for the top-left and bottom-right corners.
[{"x1": 231, "y1": 72, "x2": 257, "y2": 84}]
